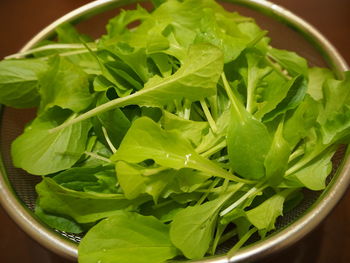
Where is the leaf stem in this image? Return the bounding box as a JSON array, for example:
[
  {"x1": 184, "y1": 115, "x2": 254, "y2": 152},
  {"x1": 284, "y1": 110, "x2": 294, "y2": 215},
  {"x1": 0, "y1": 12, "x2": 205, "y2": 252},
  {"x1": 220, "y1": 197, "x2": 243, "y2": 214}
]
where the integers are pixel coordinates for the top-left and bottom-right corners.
[
  {"x1": 221, "y1": 73, "x2": 244, "y2": 121},
  {"x1": 285, "y1": 145, "x2": 333, "y2": 176},
  {"x1": 142, "y1": 166, "x2": 169, "y2": 176},
  {"x1": 247, "y1": 30, "x2": 268, "y2": 48},
  {"x1": 227, "y1": 227, "x2": 257, "y2": 257},
  {"x1": 101, "y1": 127, "x2": 117, "y2": 153},
  {"x1": 196, "y1": 178, "x2": 221, "y2": 205},
  {"x1": 49, "y1": 92, "x2": 137, "y2": 133},
  {"x1": 5, "y1": 43, "x2": 96, "y2": 59},
  {"x1": 200, "y1": 140, "x2": 227, "y2": 158},
  {"x1": 220, "y1": 182, "x2": 265, "y2": 217},
  {"x1": 288, "y1": 147, "x2": 304, "y2": 163},
  {"x1": 214, "y1": 155, "x2": 229, "y2": 162},
  {"x1": 264, "y1": 55, "x2": 291, "y2": 80},
  {"x1": 200, "y1": 99, "x2": 218, "y2": 133},
  {"x1": 84, "y1": 151, "x2": 112, "y2": 163},
  {"x1": 183, "y1": 99, "x2": 192, "y2": 120}
]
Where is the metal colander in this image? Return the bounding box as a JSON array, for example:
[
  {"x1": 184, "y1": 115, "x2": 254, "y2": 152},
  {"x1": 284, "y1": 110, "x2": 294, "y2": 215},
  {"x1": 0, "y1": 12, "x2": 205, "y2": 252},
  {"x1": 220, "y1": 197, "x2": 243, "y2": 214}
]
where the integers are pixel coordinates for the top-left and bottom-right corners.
[{"x1": 0, "y1": 0, "x2": 349, "y2": 262}]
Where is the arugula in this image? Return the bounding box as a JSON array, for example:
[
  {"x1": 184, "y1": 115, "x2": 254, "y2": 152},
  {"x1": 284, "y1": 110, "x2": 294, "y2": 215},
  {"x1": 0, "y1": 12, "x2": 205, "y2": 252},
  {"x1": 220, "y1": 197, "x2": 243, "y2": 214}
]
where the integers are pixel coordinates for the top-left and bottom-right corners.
[
  {"x1": 78, "y1": 211, "x2": 178, "y2": 263},
  {"x1": 0, "y1": 59, "x2": 47, "y2": 108},
  {"x1": 1, "y1": 0, "x2": 349, "y2": 262}
]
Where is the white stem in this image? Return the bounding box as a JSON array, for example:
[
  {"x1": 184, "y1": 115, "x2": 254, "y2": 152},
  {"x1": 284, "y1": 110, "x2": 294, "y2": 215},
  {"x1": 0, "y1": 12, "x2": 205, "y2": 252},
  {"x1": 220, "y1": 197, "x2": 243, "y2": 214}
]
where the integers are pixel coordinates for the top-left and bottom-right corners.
[
  {"x1": 220, "y1": 186, "x2": 258, "y2": 217},
  {"x1": 5, "y1": 43, "x2": 96, "y2": 59},
  {"x1": 102, "y1": 127, "x2": 117, "y2": 153},
  {"x1": 200, "y1": 99, "x2": 218, "y2": 133}
]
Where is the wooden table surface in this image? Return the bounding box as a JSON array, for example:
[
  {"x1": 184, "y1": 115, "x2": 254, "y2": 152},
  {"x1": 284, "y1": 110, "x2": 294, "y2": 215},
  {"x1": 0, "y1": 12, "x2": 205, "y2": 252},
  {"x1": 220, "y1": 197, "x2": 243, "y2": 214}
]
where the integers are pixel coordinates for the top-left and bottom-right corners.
[{"x1": 1, "y1": 0, "x2": 350, "y2": 262}]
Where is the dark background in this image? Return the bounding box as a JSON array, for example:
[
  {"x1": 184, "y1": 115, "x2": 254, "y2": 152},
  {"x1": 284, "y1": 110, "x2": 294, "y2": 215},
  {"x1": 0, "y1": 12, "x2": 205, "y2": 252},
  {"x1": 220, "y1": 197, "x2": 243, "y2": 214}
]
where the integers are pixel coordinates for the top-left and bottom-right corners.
[{"x1": 1, "y1": 0, "x2": 350, "y2": 262}]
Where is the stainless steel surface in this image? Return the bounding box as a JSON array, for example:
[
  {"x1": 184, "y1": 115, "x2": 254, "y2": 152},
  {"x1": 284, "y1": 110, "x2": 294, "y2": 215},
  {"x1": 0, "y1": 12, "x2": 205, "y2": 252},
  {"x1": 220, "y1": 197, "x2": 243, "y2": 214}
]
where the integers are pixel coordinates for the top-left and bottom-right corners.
[{"x1": 0, "y1": 0, "x2": 349, "y2": 262}]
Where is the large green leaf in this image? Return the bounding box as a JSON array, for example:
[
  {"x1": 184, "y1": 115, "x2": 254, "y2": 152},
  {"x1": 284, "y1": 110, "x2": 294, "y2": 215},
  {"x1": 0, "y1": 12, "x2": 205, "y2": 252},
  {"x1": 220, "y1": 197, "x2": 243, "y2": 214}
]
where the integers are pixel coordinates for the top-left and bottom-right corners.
[
  {"x1": 112, "y1": 117, "x2": 244, "y2": 182},
  {"x1": 170, "y1": 185, "x2": 242, "y2": 259},
  {"x1": 11, "y1": 108, "x2": 91, "y2": 175},
  {"x1": 226, "y1": 89, "x2": 272, "y2": 180},
  {"x1": 0, "y1": 59, "x2": 47, "y2": 108},
  {"x1": 78, "y1": 211, "x2": 178, "y2": 263}
]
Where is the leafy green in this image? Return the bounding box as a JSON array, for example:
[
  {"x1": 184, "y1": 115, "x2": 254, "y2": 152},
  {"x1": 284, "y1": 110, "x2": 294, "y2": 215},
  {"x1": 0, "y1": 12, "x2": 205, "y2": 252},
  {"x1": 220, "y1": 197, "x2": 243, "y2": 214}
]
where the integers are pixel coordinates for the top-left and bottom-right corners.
[
  {"x1": 79, "y1": 211, "x2": 178, "y2": 263},
  {"x1": 1, "y1": 0, "x2": 349, "y2": 262},
  {"x1": 318, "y1": 72, "x2": 350, "y2": 144},
  {"x1": 35, "y1": 204, "x2": 84, "y2": 234},
  {"x1": 246, "y1": 189, "x2": 292, "y2": 236},
  {"x1": 225, "y1": 79, "x2": 272, "y2": 180},
  {"x1": 0, "y1": 59, "x2": 47, "y2": 108},
  {"x1": 39, "y1": 56, "x2": 93, "y2": 113},
  {"x1": 267, "y1": 47, "x2": 308, "y2": 77},
  {"x1": 36, "y1": 177, "x2": 145, "y2": 223},
  {"x1": 112, "y1": 117, "x2": 246, "y2": 182},
  {"x1": 170, "y1": 184, "x2": 242, "y2": 259},
  {"x1": 11, "y1": 107, "x2": 91, "y2": 175}
]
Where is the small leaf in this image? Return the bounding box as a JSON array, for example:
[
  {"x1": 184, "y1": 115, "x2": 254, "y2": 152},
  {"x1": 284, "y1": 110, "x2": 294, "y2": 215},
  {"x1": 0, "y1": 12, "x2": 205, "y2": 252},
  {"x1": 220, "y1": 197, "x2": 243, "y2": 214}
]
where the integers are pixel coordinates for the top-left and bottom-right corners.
[{"x1": 246, "y1": 189, "x2": 292, "y2": 235}]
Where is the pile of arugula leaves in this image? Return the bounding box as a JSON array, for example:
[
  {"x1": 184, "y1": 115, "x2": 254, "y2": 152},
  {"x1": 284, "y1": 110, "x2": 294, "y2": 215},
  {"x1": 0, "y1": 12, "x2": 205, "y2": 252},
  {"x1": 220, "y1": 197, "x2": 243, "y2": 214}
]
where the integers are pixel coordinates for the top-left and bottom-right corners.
[{"x1": 1, "y1": 0, "x2": 349, "y2": 262}]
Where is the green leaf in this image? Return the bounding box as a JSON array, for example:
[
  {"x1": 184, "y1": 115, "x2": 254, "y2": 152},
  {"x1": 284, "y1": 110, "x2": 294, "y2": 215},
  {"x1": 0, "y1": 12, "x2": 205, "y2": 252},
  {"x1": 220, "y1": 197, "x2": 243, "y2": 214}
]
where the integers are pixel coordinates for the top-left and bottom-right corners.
[
  {"x1": 39, "y1": 56, "x2": 93, "y2": 113},
  {"x1": 112, "y1": 117, "x2": 244, "y2": 182},
  {"x1": 35, "y1": 204, "x2": 83, "y2": 234},
  {"x1": 52, "y1": 44, "x2": 224, "y2": 131},
  {"x1": 0, "y1": 59, "x2": 47, "y2": 108},
  {"x1": 240, "y1": 50, "x2": 272, "y2": 114},
  {"x1": 161, "y1": 110, "x2": 208, "y2": 146},
  {"x1": 100, "y1": 44, "x2": 151, "y2": 83},
  {"x1": 226, "y1": 89, "x2": 272, "y2": 180},
  {"x1": 246, "y1": 189, "x2": 292, "y2": 235},
  {"x1": 140, "y1": 200, "x2": 185, "y2": 223},
  {"x1": 78, "y1": 211, "x2": 178, "y2": 263},
  {"x1": 263, "y1": 75, "x2": 307, "y2": 122},
  {"x1": 170, "y1": 185, "x2": 242, "y2": 259},
  {"x1": 307, "y1": 67, "x2": 334, "y2": 101},
  {"x1": 284, "y1": 149, "x2": 334, "y2": 191},
  {"x1": 53, "y1": 165, "x2": 118, "y2": 194},
  {"x1": 104, "y1": 5, "x2": 150, "y2": 39},
  {"x1": 195, "y1": 8, "x2": 250, "y2": 63},
  {"x1": 11, "y1": 107, "x2": 91, "y2": 175},
  {"x1": 104, "y1": 60, "x2": 144, "y2": 91},
  {"x1": 253, "y1": 71, "x2": 289, "y2": 120},
  {"x1": 93, "y1": 94, "x2": 131, "y2": 149},
  {"x1": 283, "y1": 95, "x2": 319, "y2": 149},
  {"x1": 318, "y1": 72, "x2": 350, "y2": 144},
  {"x1": 268, "y1": 47, "x2": 308, "y2": 77},
  {"x1": 264, "y1": 121, "x2": 291, "y2": 186},
  {"x1": 195, "y1": 107, "x2": 230, "y2": 154},
  {"x1": 128, "y1": 43, "x2": 223, "y2": 106},
  {"x1": 115, "y1": 161, "x2": 174, "y2": 202},
  {"x1": 149, "y1": 53, "x2": 173, "y2": 77},
  {"x1": 36, "y1": 178, "x2": 145, "y2": 223}
]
